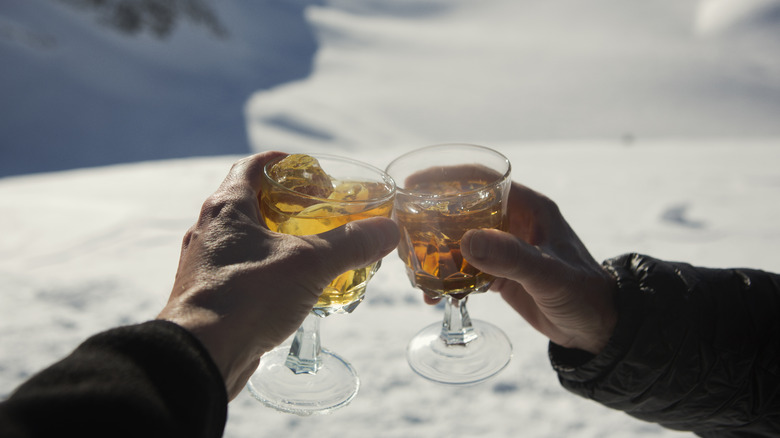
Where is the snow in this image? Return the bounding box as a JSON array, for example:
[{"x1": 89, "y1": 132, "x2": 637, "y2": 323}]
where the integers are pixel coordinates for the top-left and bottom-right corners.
[{"x1": 2, "y1": 1, "x2": 780, "y2": 437}]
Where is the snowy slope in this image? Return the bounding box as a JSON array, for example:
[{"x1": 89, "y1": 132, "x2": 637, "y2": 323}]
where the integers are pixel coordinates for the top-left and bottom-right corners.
[
  {"x1": 1, "y1": 0, "x2": 320, "y2": 176},
  {"x1": 3, "y1": 141, "x2": 780, "y2": 437},
  {"x1": 3, "y1": 0, "x2": 780, "y2": 177},
  {"x1": 246, "y1": 0, "x2": 780, "y2": 154}
]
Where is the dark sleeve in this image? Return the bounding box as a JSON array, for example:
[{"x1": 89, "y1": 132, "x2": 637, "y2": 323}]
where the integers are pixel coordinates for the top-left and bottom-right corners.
[
  {"x1": 0, "y1": 320, "x2": 228, "y2": 438},
  {"x1": 549, "y1": 253, "x2": 780, "y2": 437}
]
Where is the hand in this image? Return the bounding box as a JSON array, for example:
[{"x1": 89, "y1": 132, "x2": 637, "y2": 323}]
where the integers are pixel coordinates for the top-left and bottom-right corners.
[
  {"x1": 459, "y1": 182, "x2": 617, "y2": 355},
  {"x1": 157, "y1": 152, "x2": 400, "y2": 400}
]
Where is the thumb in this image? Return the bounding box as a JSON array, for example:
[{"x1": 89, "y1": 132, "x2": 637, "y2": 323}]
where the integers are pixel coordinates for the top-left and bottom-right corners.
[
  {"x1": 313, "y1": 217, "x2": 400, "y2": 275},
  {"x1": 462, "y1": 228, "x2": 555, "y2": 285}
]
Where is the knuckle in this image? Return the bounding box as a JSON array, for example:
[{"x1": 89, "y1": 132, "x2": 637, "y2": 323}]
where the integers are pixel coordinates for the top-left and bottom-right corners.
[
  {"x1": 199, "y1": 194, "x2": 230, "y2": 221},
  {"x1": 198, "y1": 191, "x2": 246, "y2": 225},
  {"x1": 535, "y1": 192, "x2": 560, "y2": 215},
  {"x1": 181, "y1": 226, "x2": 196, "y2": 249}
]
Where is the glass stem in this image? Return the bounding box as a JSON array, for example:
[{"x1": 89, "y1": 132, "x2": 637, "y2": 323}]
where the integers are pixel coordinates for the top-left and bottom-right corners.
[
  {"x1": 440, "y1": 295, "x2": 478, "y2": 346},
  {"x1": 285, "y1": 313, "x2": 322, "y2": 374}
]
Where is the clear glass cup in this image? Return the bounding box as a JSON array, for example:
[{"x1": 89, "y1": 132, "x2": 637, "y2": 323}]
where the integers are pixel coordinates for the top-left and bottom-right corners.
[
  {"x1": 246, "y1": 154, "x2": 395, "y2": 415},
  {"x1": 386, "y1": 143, "x2": 513, "y2": 385}
]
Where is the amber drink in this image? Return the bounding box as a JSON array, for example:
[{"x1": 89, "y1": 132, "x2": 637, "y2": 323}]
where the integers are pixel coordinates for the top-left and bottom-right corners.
[
  {"x1": 386, "y1": 143, "x2": 513, "y2": 386},
  {"x1": 395, "y1": 167, "x2": 510, "y2": 300},
  {"x1": 261, "y1": 154, "x2": 395, "y2": 316},
  {"x1": 247, "y1": 153, "x2": 395, "y2": 416}
]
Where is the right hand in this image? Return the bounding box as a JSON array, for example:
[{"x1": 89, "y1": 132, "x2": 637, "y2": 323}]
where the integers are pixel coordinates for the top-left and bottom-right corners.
[
  {"x1": 459, "y1": 182, "x2": 618, "y2": 355},
  {"x1": 157, "y1": 152, "x2": 400, "y2": 400}
]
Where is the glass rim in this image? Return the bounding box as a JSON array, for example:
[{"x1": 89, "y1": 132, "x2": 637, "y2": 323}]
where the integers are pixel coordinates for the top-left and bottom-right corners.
[
  {"x1": 385, "y1": 143, "x2": 512, "y2": 199},
  {"x1": 263, "y1": 153, "x2": 397, "y2": 205}
]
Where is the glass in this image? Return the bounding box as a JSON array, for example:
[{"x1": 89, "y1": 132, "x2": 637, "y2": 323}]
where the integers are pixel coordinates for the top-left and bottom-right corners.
[
  {"x1": 386, "y1": 143, "x2": 513, "y2": 385},
  {"x1": 246, "y1": 154, "x2": 395, "y2": 415}
]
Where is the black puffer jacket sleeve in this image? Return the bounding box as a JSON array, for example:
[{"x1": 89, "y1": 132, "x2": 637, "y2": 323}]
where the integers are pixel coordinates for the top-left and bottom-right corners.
[
  {"x1": 0, "y1": 320, "x2": 228, "y2": 438},
  {"x1": 549, "y1": 253, "x2": 780, "y2": 437}
]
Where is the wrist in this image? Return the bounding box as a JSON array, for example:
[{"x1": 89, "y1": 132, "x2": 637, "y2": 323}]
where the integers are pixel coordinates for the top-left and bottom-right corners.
[
  {"x1": 549, "y1": 265, "x2": 641, "y2": 376},
  {"x1": 569, "y1": 267, "x2": 618, "y2": 355}
]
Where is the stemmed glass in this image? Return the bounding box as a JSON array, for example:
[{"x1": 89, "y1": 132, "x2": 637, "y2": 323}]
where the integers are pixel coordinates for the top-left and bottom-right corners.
[
  {"x1": 246, "y1": 154, "x2": 395, "y2": 415},
  {"x1": 386, "y1": 143, "x2": 513, "y2": 385}
]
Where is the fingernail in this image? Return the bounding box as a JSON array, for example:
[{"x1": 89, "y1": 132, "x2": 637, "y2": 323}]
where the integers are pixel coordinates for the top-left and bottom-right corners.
[{"x1": 468, "y1": 230, "x2": 488, "y2": 260}]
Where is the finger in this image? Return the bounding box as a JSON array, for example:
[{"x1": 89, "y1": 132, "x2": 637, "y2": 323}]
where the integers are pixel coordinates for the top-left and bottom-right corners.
[
  {"x1": 492, "y1": 279, "x2": 547, "y2": 331},
  {"x1": 463, "y1": 229, "x2": 564, "y2": 332},
  {"x1": 223, "y1": 151, "x2": 288, "y2": 194},
  {"x1": 461, "y1": 228, "x2": 558, "y2": 286},
  {"x1": 504, "y1": 182, "x2": 558, "y2": 245},
  {"x1": 423, "y1": 295, "x2": 441, "y2": 305},
  {"x1": 307, "y1": 217, "x2": 400, "y2": 275}
]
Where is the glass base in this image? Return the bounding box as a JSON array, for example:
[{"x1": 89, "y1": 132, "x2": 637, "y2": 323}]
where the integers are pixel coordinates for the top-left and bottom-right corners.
[
  {"x1": 246, "y1": 345, "x2": 359, "y2": 416},
  {"x1": 407, "y1": 319, "x2": 512, "y2": 385}
]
